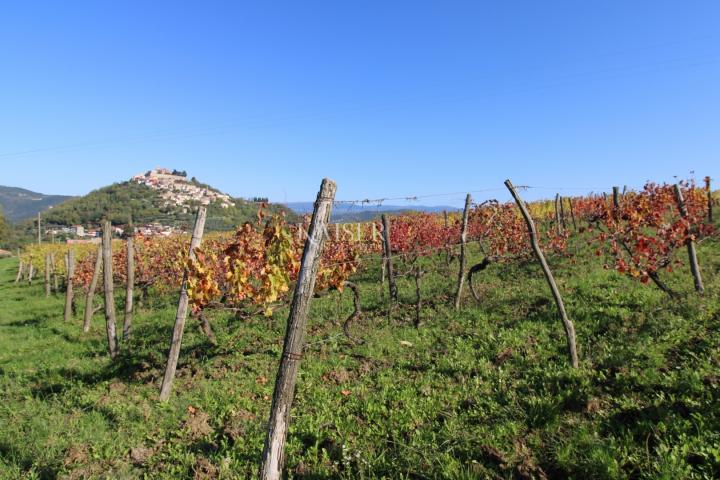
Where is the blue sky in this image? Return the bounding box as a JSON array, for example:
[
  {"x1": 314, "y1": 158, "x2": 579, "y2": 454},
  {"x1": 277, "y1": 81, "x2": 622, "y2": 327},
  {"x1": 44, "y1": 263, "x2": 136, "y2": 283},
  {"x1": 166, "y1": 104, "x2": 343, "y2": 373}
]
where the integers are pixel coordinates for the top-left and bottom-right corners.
[{"x1": 1, "y1": 1, "x2": 719, "y2": 206}]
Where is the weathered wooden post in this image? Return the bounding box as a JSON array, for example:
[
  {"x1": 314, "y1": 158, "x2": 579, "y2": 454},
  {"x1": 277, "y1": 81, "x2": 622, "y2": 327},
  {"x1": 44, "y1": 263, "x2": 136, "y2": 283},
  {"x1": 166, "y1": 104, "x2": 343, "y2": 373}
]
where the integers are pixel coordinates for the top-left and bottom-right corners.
[
  {"x1": 567, "y1": 197, "x2": 577, "y2": 231},
  {"x1": 45, "y1": 254, "x2": 51, "y2": 297},
  {"x1": 554, "y1": 193, "x2": 562, "y2": 235},
  {"x1": 559, "y1": 195, "x2": 567, "y2": 231},
  {"x1": 64, "y1": 250, "x2": 75, "y2": 322},
  {"x1": 453, "y1": 193, "x2": 472, "y2": 310},
  {"x1": 612, "y1": 186, "x2": 620, "y2": 219},
  {"x1": 123, "y1": 232, "x2": 135, "y2": 341},
  {"x1": 51, "y1": 253, "x2": 58, "y2": 293},
  {"x1": 83, "y1": 246, "x2": 103, "y2": 333},
  {"x1": 505, "y1": 180, "x2": 579, "y2": 368},
  {"x1": 158, "y1": 207, "x2": 207, "y2": 401},
  {"x1": 15, "y1": 252, "x2": 24, "y2": 284},
  {"x1": 674, "y1": 184, "x2": 704, "y2": 294},
  {"x1": 706, "y1": 176, "x2": 713, "y2": 223},
  {"x1": 381, "y1": 214, "x2": 398, "y2": 302},
  {"x1": 27, "y1": 261, "x2": 34, "y2": 284},
  {"x1": 102, "y1": 221, "x2": 119, "y2": 359},
  {"x1": 259, "y1": 179, "x2": 336, "y2": 480},
  {"x1": 37, "y1": 212, "x2": 41, "y2": 245}
]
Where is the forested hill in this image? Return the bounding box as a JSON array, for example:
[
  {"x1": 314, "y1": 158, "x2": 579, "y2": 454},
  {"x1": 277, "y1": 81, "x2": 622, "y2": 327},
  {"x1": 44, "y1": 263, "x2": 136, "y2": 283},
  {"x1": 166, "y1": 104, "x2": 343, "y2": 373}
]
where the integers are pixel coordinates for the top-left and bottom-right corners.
[
  {"x1": 42, "y1": 181, "x2": 292, "y2": 231},
  {"x1": 0, "y1": 185, "x2": 72, "y2": 222}
]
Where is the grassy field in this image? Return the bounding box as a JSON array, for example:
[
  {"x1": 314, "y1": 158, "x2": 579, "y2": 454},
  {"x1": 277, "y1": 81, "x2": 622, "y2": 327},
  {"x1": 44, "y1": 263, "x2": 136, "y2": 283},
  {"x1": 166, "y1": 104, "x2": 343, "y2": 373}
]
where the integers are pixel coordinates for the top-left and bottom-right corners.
[{"x1": 1, "y1": 234, "x2": 719, "y2": 479}]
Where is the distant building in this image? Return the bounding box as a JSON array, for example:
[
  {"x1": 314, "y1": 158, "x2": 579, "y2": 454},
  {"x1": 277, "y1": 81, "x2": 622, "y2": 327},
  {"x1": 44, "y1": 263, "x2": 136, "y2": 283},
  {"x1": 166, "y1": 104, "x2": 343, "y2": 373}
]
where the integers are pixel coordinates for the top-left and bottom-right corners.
[{"x1": 131, "y1": 167, "x2": 235, "y2": 209}]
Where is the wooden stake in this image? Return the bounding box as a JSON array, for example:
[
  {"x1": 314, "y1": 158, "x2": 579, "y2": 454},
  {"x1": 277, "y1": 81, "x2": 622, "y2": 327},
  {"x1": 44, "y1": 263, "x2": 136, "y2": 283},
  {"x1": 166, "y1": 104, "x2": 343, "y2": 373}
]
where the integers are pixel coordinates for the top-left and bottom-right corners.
[
  {"x1": 674, "y1": 184, "x2": 704, "y2": 294},
  {"x1": 259, "y1": 179, "x2": 336, "y2": 480},
  {"x1": 567, "y1": 197, "x2": 577, "y2": 231},
  {"x1": 64, "y1": 250, "x2": 75, "y2": 322},
  {"x1": 102, "y1": 221, "x2": 119, "y2": 359},
  {"x1": 505, "y1": 180, "x2": 579, "y2": 368},
  {"x1": 612, "y1": 186, "x2": 620, "y2": 220},
  {"x1": 15, "y1": 258, "x2": 23, "y2": 284},
  {"x1": 123, "y1": 234, "x2": 135, "y2": 341},
  {"x1": 554, "y1": 194, "x2": 563, "y2": 235},
  {"x1": 45, "y1": 254, "x2": 51, "y2": 297},
  {"x1": 453, "y1": 193, "x2": 472, "y2": 310},
  {"x1": 158, "y1": 207, "x2": 207, "y2": 401},
  {"x1": 51, "y1": 253, "x2": 58, "y2": 293},
  {"x1": 559, "y1": 195, "x2": 567, "y2": 231},
  {"x1": 381, "y1": 214, "x2": 397, "y2": 302},
  {"x1": 37, "y1": 212, "x2": 41, "y2": 245},
  {"x1": 706, "y1": 176, "x2": 713, "y2": 223},
  {"x1": 83, "y1": 246, "x2": 103, "y2": 333}
]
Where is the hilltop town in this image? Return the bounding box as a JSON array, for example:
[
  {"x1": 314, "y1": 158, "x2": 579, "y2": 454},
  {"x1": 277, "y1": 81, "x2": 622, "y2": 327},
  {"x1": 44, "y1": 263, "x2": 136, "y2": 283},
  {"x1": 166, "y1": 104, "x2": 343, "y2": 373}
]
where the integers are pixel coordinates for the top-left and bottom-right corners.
[{"x1": 131, "y1": 167, "x2": 235, "y2": 209}]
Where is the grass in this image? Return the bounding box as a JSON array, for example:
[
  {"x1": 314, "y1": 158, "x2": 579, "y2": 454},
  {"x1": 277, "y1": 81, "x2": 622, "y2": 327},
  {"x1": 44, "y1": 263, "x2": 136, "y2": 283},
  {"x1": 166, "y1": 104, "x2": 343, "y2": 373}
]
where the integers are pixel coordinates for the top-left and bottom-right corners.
[{"x1": 0, "y1": 233, "x2": 719, "y2": 479}]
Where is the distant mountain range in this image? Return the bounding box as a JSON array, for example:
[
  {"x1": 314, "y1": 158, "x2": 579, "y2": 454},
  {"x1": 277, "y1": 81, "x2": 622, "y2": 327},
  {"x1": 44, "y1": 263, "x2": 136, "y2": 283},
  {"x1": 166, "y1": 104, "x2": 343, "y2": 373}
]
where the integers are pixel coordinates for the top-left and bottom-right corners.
[
  {"x1": 284, "y1": 202, "x2": 460, "y2": 222},
  {"x1": 0, "y1": 186, "x2": 73, "y2": 222}
]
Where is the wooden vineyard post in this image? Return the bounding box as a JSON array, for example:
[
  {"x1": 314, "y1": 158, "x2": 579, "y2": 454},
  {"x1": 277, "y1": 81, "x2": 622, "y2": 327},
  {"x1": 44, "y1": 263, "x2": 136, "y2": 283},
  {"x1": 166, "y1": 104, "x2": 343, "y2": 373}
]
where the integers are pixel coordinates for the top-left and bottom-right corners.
[
  {"x1": 567, "y1": 197, "x2": 577, "y2": 231},
  {"x1": 37, "y1": 212, "x2": 41, "y2": 245},
  {"x1": 612, "y1": 186, "x2": 621, "y2": 220},
  {"x1": 706, "y1": 176, "x2": 713, "y2": 223},
  {"x1": 123, "y1": 233, "x2": 135, "y2": 341},
  {"x1": 559, "y1": 195, "x2": 567, "y2": 231},
  {"x1": 64, "y1": 249, "x2": 75, "y2": 322},
  {"x1": 381, "y1": 214, "x2": 398, "y2": 302},
  {"x1": 554, "y1": 193, "x2": 562, "y2": 235},
  {"x1": 15, "y1": 257, "x2": 23, "y2": 284},
  {"x1": 44, "y1": 254, "x2": 51, "y2": 297},
  {"x1": 259, "y1": 179, "x2": 336, "y2": 480},
  {"x1": 27, "y1": 261, "x2": 34, "y2": 284},
  {"x1": 83, "y1": 246, "x2": 103, "y2": 333},
  {"x1": 505, "y1": 180, "x2": 579, "y2": 368},
  {"x1": 674, "y1": 184, "x2": 704, "y2": 294},
  {"x1": 102, "y1": 221, "x2": 119, "y2": 359},
  {"x1": 51, "y1": 253, "x2": 58, "y2": 293},
  {"x1": 158, "y1": 206, "x2": 207, "y2": 401},
  {"x1": 454, "y1": 193, "x2": 472, "y2": 310}
]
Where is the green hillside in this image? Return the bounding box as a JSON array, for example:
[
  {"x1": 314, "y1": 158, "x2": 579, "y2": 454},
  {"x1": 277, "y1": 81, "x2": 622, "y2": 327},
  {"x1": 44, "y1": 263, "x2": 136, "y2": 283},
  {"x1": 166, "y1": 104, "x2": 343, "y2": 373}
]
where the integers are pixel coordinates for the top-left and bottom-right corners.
[
  {"x1": 0, "y1": 185, "x2": 72, "y2": 222},
  {"x1": 42, "y1": 181, "x2": 292, "y2": 230}
]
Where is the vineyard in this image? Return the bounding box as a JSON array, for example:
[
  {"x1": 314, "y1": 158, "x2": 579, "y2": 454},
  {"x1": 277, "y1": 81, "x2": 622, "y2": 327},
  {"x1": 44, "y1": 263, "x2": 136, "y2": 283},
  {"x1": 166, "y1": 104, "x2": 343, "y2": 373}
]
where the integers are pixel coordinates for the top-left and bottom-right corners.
[{"x1": 1, "y1": 177, "x2": 719, "y2": 479}]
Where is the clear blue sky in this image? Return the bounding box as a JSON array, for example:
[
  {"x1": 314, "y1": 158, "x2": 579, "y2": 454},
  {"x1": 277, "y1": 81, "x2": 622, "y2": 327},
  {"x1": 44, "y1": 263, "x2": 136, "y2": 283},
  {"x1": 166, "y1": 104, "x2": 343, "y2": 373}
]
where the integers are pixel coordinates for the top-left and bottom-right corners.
[{"x1": 2, "y1": 1, "x2": 719, "y2": 206}]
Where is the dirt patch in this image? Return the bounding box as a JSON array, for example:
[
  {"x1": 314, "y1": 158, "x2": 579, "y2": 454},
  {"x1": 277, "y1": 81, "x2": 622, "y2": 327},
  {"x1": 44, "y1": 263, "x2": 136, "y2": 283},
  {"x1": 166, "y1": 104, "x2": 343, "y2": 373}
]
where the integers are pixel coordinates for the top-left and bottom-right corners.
[
  {"x1": 322, "y1": 367, "x2": 350, "y2": 385},
  {"x1": 130, "y1": 446, "x2": 154, "y2": 466},
  {"x1": 514, "y1": 438, "x2": 548, "y2": 480},
  {"x1": 182, "y1": 408, "x2": 213, "y2": 441},
  {"x1": 63, "y1": 444, "x2": 89, "y2": 467},
  {"x1": 193, "y1": 456, "x2": 219, "y2": 480},
  {"x1": 221, "y1": 409, "x2": 256, "y2": 444},
  {"x1": 584, "y1": 397, "x2": 603, "y2": 414}
]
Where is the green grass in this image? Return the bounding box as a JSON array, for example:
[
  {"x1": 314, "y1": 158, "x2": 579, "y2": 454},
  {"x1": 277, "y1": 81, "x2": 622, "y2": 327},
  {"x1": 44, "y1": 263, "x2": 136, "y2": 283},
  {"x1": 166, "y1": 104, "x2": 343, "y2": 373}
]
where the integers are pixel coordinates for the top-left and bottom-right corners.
[{"x1": 1, "y1": 234, "x2": 719, "y2": 479}]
